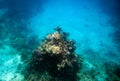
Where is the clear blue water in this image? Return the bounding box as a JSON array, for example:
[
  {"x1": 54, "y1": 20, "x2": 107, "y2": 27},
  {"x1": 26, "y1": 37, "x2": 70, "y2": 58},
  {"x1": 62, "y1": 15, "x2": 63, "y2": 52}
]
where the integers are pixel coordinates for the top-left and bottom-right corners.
[{"x1": 0, "y1": 0, "x2": 120, "y2": 81}]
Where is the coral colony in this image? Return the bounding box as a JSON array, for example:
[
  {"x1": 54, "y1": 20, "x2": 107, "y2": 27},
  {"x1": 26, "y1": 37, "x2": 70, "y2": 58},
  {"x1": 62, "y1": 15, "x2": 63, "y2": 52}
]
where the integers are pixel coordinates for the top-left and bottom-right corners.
[{"x1": 25, "y1": 27, "x2": 82, "y2": 81}]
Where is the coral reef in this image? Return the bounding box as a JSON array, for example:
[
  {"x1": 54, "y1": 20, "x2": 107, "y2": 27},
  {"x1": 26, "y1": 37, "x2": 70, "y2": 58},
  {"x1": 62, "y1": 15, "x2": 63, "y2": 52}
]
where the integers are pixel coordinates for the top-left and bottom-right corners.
[{"x1": 25, "y1": 27, "x2": 82, "y2": 81}]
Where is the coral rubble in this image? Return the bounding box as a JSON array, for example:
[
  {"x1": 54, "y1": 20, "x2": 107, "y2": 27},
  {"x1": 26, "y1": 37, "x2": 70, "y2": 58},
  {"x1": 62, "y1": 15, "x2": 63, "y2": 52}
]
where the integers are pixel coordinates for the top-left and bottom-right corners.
[{"x1": 25, "y1": 27, "x2": 82, "y2": 81}]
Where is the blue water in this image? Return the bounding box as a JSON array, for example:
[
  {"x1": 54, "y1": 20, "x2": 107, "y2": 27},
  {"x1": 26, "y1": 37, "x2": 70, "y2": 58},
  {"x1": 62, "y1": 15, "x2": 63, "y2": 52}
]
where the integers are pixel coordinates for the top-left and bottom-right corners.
[{"x1": 0, "y1": 0, "x2": 120, "y2": 81}]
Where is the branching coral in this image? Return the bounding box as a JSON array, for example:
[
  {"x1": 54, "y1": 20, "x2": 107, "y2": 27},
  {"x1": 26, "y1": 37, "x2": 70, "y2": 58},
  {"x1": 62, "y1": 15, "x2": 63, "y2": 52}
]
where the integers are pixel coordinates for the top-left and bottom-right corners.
[{"x1": 25, "y1": 27, "x2": 82, "y2": 81}]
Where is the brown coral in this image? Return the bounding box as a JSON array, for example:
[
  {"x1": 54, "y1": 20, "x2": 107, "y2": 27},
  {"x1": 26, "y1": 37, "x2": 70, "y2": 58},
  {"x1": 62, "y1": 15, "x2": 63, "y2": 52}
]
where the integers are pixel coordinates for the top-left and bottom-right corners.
[
  {"x1": 48, "y1": 45, "x2": 61, "y2": 54},
  {"x1": 52, "y1": 31, "x2": 61, "y2": 40}
]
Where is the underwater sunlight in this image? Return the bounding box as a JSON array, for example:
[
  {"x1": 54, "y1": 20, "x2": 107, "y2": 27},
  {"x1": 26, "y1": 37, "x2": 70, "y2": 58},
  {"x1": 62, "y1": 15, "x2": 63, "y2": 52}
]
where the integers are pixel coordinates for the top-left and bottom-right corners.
[{"x1": 0, "y1": 0, "x2": 120, "y2": 81}]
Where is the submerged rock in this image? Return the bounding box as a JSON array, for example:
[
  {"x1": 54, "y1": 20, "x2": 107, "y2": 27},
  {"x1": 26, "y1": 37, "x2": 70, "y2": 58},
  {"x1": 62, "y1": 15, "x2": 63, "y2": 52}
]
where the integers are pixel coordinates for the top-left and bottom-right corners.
[{"x1": 24, "y1": 27, "x2": 82, "y2": 81}]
